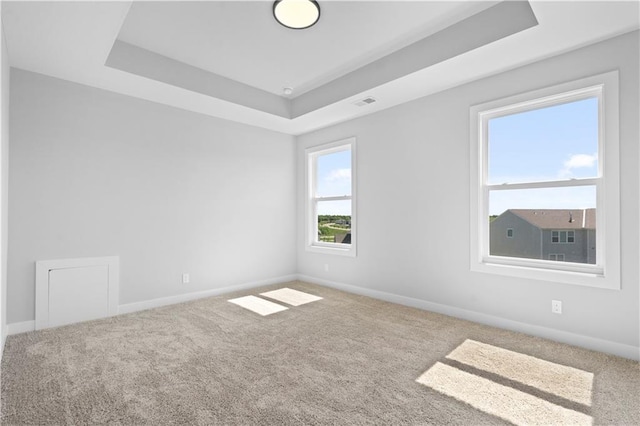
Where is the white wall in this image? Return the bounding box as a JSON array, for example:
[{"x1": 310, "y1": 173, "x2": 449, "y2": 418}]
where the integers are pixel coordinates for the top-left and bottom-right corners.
[
  {"x1": 296, "y1": 31, "x2": 639, "y2": 357},
  {"x1": 4, "y1": 27, "x2": 638, "y2": 359},
  {"x1": 8, "y1": 69, "x2": 296, "y2": 324},
  {"x1": 0, "y1": 6, "x2": 9, "y2": 355}
]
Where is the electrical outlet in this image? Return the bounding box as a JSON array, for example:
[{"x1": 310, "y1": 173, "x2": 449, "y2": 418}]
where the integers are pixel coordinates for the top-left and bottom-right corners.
[
  {"x1": 551, "y1": 300, "x2": 562, "y2": 314},
  {"x1": 182, "y1": 273, "x2": 190, "y2": 284},
  {"x1": 324, "y1": 264, "x2": 329, "y2": 272}
]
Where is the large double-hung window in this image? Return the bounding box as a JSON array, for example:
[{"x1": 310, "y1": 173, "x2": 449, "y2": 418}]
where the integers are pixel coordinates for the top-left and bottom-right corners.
[
  {"x1": 306, "y1": 138, "x2": 356, "y2": 256},
  {"x1": 470, "y1": 72, "x2": 620, "y2": 289}
]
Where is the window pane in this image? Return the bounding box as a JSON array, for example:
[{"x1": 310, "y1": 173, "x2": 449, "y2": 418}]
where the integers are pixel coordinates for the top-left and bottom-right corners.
[
  {"x1": 489, "y1": 187, "x2": 596, "y2": 264},
  {"x1": 316, "y1": 200, "x2": 351, "y2": 244},
  {"x1": 490, "y1": 186, "x2": 596, "y2": 216},
  {"x1": 488, "y1": 97, "x2": 598, "y2": 184},
  {"x1": 316, "y1": 149, "x2": 351, "y2": 197}
]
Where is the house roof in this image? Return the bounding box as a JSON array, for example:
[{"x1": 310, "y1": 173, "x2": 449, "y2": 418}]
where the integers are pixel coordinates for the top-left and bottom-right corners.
[{"x1": 508, "y1": 209, "x2": 596, "y2": 230}]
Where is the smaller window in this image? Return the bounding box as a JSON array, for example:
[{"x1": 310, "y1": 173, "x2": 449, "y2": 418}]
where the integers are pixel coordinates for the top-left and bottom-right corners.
[
  {"x1": 305, "y1": 138, "x2": 356, "y2": 257},
  {"x1": 549, "y1": 254, "x2": 565, "y2": 261},
  {"x1": 552, "y1": 231, "x2": 559, "y2": 243},
  {"x1": 506, "y1": 229, "x2": 513, "y2": 238},
  {"x1": 567, "y1": 231, "x2": 575, "y2": 243}
]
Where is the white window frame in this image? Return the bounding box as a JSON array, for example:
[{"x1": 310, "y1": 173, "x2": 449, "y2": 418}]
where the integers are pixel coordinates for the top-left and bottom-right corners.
[
  {"x1": 506, "y1": 228, "x2": 514, "y2": 238},
  {"x1": 549, "y1": 254, "x2": 565, "y2": 262},
  {"x1": 305, "y1": 138, "x2": 356, "y2": 257},
  {"x1": 470, "y1": 71, "x2": 620, "y2": 289}
]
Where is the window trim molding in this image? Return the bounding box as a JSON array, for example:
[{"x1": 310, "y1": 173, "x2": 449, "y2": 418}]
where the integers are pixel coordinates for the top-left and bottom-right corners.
[
  {"x1": 305, "y1": 137, "x2": 357, "y2": 257},
  {"x1": 469, "y1": 71, "x2": 620, "y2": 289}
]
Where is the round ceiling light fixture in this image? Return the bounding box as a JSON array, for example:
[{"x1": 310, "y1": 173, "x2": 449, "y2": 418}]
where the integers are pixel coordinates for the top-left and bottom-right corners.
[{"x1": 273, "y1": 0, "x2": 321, "y2": 30}]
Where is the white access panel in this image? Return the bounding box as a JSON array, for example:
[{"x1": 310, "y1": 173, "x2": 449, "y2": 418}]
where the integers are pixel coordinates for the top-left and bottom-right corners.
[
  {"x1": 35, "y1": 256, "x2": 119, "y2": 330},
  {"x1": 48, "y1": 265, "x2": 109, "y2": 328}
]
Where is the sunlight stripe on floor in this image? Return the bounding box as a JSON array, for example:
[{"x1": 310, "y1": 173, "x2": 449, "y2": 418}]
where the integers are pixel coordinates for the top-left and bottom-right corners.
[
  {"x1": 260, "y1": 288, "x2": 322, "y2": 306},
  {"x1": 417, "y1": 362, "x2": 592, "y2": 426},
  {"x1": 228, "y1": 296, "x2": 288, "y2": 316},
  {"x1": 446, "y1": 340, "x2": 593, "y2": 406}
]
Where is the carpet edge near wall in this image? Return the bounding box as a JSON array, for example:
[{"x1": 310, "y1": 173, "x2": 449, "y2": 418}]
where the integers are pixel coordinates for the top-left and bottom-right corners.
[
  {"x1": 297, "y1": 274, "x2": 640, "y2": 361},
  {"x1": 3, "y1": 273, "x2": 638, "y2": 361},
  {"x1": 5, "y1": 274, "x2": 299, "y2": 337}
]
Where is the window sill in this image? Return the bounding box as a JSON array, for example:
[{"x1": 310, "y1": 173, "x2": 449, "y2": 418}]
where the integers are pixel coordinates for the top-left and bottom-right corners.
[
  {"x1": 306, "y1": 243, "x2": 356, "y2": 257},
  {"x1": 471, "y1": 257, "x2": 619, "y2": 290}
]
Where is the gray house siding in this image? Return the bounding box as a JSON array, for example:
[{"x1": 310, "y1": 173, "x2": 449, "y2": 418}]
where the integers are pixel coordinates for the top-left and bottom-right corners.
[
  {"x1": 587, "y1": 229, "x2": 596, "y2": 264},
  {"x1": 490, "y1": 209, "x2": 596, "y2": 264},
  {"x1": 490, "y1": 211, "x2": 541, "y2": 260},
  {"x1": 541, "y1": 229, "x2": 593, "y2": 264}
]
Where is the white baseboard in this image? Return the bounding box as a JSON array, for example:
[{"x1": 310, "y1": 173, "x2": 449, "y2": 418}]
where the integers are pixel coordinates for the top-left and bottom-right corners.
[
  {"x1": 298, "y1": 274, "x2": 640, "y2": 361},
  {"x1": 118, "y1": 274, "x2": 298, "y2": 315},
  {"x1": 4, "y1": 274, "x2": 298, "y2": 336},
  {"x1": 6, "y1": 273, "x2": 637, "y2": 361},
  {"x1": 7, "y1": 320, "x2": 35, "y2": 335}
]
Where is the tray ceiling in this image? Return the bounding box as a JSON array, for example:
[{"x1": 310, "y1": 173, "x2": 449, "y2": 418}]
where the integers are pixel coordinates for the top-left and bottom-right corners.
[{"x1": 2, "y1": 1, "x2": 639, "y2": 135}]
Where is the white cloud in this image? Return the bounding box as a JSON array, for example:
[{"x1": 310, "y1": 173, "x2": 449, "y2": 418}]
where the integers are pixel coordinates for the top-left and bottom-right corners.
[
  {"x1": 564, "y1": 153, "x2": 597, "y2": 169},
  {"x1": 325, "y1": 168, "x2": 351, "y2": 182},
  {"x1": 559, "y1": 153, "x2": 597, "y2": 178}
]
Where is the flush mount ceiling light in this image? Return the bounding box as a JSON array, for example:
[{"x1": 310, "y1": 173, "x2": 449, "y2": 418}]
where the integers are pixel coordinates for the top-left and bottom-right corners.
[{"x1": 273, "y1": 0, "x2": 321, "y2": 30}]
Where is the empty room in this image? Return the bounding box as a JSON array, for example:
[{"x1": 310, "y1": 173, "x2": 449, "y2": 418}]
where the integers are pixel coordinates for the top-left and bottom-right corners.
[{"x1": 0, "y1": 0, "x2": 638, "y2": 424}]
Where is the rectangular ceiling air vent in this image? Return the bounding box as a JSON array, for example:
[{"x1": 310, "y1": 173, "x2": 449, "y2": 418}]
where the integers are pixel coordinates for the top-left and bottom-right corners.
[{"x1": 354, "y1": 97, "x2": 377, "y2": 107}]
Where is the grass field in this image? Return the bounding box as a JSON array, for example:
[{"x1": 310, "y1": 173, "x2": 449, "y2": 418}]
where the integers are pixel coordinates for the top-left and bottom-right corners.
[{"x1": 318, "y1": 216, "x2": 351, "y2": 243}]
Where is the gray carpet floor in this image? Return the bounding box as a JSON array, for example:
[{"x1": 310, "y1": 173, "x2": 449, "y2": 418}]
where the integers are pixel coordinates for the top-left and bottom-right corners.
[{"x1": 1, "y1": 281, "x2": 639, "y2": 425}]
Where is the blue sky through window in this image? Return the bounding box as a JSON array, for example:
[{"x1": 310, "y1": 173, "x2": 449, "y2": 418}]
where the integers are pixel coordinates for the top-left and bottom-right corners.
[
  {"x1": 316, "y1": 149, "x2": 351, "y2": 215},
  {"x1": 314, "y1": 98, "x2": 598, "y2": 217},
  {"x1": 490, "y1": 186, "x2": 596, "y2": 216},
  {"x1": 488, "y1": 97, "x2": 598, "y2": 216}
]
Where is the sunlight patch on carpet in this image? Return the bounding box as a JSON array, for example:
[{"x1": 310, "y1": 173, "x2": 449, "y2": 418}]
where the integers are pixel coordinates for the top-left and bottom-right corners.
[
  {"x1": 417, "y1": 362, "x2": 592, "y2": 426},
  {"x1": 446, "y1": 340, "x2": 593, "y2": 406},
  {"x1": 259, "y1": 288, "x2": 323, "y2": 306},
  {"x1": 228, "y1": 296, "x2": 288, "y2": 316}
]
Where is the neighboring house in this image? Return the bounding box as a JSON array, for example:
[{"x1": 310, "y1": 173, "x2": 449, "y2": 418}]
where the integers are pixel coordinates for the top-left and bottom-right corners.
[{"x1": 490, "y1": 209, "x2": 596, "y2": 264}]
